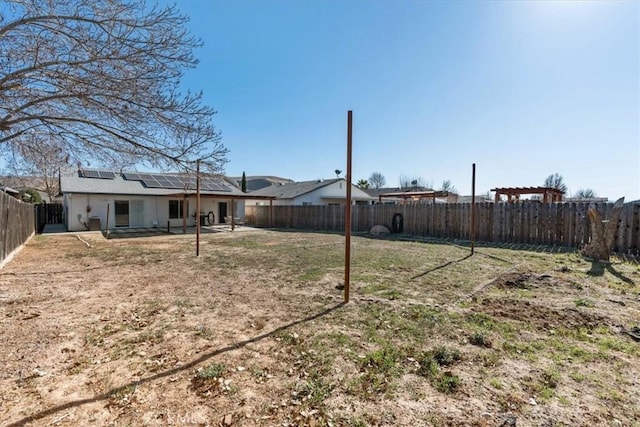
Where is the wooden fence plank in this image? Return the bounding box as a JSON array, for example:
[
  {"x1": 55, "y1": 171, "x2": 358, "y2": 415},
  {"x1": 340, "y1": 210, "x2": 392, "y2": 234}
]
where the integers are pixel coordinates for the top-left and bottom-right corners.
[{"x1": 244, "y1": 201, "x2": 639, "y2": 255}]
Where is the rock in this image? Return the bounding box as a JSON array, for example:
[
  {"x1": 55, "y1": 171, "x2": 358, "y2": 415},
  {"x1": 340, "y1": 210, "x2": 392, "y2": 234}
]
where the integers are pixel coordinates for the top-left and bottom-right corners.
[
  {"x1": 223, "y1": 414, "x2": 233, "y2": 425},
  {"x1": 498, "y1": 412, "x2": 517, "y2": 427},
  {"x1": 528, "y1": 397, "x2": 537, "y2": 406},
  {"x1": 370, "y1": 225, "x2": 390, "y2": 236}
]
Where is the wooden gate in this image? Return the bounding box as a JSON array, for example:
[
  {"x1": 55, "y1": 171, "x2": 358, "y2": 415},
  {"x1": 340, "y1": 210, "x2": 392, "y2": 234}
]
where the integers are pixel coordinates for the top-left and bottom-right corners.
[{"x1": 34, "y1": 202, "x2": 64, "y2": 232}]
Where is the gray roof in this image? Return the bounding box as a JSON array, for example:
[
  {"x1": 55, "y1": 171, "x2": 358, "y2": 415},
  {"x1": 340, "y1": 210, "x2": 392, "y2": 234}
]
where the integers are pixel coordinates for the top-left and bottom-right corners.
[
  {"x1": 250, "y1": 178, "x2": 375, "y2": 201},
  {"x1": 61, "y1": 170, "x2": 245, "y2": 197},
  {"x1": 249, "y1": 179, "x2": 341, "y2": 199}
]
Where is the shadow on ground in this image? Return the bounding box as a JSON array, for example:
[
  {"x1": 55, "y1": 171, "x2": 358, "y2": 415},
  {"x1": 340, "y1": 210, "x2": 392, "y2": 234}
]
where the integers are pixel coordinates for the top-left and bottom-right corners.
[{"x1": 6, "y1": 303, "x2": 345, "y2": 427}]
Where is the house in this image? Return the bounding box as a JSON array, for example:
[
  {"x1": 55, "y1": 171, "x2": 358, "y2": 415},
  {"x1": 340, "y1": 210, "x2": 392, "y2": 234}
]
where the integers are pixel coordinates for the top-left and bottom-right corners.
[
  {"x1": 60, "y1": 169, "x2": 249, "y2": 232},
  {"x1": 365, "y1": 187, "x2": 459, "y2": 204},
  {"x1": 0, "y1": 184, "x2": 20, "y2": 199},
  {"x1": 245, "y1": 178, "x2": 375, "y2": 206}
]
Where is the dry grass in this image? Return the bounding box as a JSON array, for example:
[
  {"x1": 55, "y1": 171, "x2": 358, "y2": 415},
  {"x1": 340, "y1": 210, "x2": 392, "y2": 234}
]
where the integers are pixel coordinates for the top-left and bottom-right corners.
[{"x1": 0, "y1": 229, "x2": 639, "y2": 426}]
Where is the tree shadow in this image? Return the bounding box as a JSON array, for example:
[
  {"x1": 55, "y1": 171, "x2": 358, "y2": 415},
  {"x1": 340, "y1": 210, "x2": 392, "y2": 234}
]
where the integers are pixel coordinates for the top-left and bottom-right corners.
[
  {"x1": 587, "y1": 261, "x2": 635, "y2": 285},
  {"x1": 6, "y1": 302, "x2": 346, "y2": 427},
  {"x1": 411, "y1": 253, "x2": 473, "y2": 280}
]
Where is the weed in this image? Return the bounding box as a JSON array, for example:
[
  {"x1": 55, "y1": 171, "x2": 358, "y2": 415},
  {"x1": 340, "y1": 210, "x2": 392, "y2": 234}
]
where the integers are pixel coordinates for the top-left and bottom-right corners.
[
  {"x1": 489, "y1": 377, "x2": 503, "y2": 389},
  {"x1": 569, "y1": 371, "x2": 585, "y2": 382},
  {"x1": 469, "y1": 331, "x2": 492, "y2": 348},
  {"x1": 574, "y1": 298, "x2": 595, "y2": 308},
  {"x1": 416, "y1": 353, "x2": 439, "y2": 378},
  {"x1": 542, "y1": 368, "x2": 561, "y2": 388},
  {"x1": 197, "y1": 362, "x2": 225, "y2": 379},
  {"x1": 432, "y1": 346, "x2": 462, "y2": 366},
  {"x1": 434, "y1": 371, "x2": 461, "y2": 394}
]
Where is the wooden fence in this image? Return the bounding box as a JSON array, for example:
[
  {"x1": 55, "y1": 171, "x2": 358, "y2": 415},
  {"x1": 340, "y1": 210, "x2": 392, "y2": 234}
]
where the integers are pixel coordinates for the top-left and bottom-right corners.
[
  {"x1": 245, "y1": 202, "x2": 640, "y2": 255},
  {"x1": 0, "y1": 191, "x2": 35, "y2": 266}
]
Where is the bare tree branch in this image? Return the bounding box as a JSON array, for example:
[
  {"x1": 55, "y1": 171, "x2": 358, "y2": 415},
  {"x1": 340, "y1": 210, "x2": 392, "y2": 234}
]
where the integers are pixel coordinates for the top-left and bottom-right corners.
[{"x1": 1, "y1": 0, "x2": 228, "y2": 174}]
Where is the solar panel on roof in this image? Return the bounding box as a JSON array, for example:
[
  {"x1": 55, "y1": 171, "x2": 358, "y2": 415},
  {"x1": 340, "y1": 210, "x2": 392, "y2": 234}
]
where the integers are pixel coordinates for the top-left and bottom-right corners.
[
  {"x1": 122, "y1": 172, "x2": 142, "y2": 181},
  {"x1": 81, "y1": 169, "x2": 115, "y2": 179},
  {"x1": 82, "y1": 169, "x2": 100, "y2": 178},
  {"x1": 141, "y1": 178, "x2": 162, "y2": 188}
]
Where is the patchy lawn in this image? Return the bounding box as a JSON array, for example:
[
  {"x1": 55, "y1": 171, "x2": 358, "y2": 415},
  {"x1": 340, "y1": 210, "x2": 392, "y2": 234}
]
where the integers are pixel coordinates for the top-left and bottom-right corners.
[{"x1": 0, "y1": 229, "x2": 639, "y2": 426}]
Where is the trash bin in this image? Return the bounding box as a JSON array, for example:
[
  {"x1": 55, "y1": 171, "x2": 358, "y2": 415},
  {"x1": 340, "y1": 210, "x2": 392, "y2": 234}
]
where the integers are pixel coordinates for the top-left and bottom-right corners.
[
  {"x1": 199, "y1": 213, "x2": 207, "y2": 226},
  {"x1": 391, "y1": 213, "x2": 403, "y2": 233}
]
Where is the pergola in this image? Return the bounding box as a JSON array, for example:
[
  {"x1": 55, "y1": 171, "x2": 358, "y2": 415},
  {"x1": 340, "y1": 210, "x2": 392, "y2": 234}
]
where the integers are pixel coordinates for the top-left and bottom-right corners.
[
  {"x1": 491, "y1": 187, "x2": 564, "y2": 203},
  {"x1": 378, "y1": 190, "x2": 452, "y2": 204}
]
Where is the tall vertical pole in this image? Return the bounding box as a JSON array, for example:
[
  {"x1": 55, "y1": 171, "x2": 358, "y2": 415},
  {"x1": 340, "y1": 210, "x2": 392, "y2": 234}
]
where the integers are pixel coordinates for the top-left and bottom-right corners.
[
  {"x1": 470, "y1": 163, "x2": 476, "y2": 255},
  {"x1": 196, "y1": 160, "x2": 201, "y2": 257},
  {"x1": 344, "y1": 110, "x2": 353, "y2": 303}
]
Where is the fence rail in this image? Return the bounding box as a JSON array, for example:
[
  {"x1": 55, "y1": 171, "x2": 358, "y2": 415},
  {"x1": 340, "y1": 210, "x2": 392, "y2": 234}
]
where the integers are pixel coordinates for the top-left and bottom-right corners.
[
  {"x1": 0, "y1": 191, "x2": 35, "y2": 265},
  {"x1": 246, "y1": 202, "x2": 640, "y2": 255}
]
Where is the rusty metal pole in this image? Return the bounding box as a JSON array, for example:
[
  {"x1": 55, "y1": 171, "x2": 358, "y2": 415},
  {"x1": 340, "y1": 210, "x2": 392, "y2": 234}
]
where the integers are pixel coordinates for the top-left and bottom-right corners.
[
  {"x1": 269, "y1": 199, "x2": 273, "y2": 227},
  {"x1": 471, "y1": 163, "x2": 476, "y2": 255},
  {"x1": 105, "y1": 203, "x2": 110, "y2": 239},
  {"x1": 344, "y1": 110, "x2": 353, "y2": 303},
  {"x1": 196, "y1": 160, "x2": 201, "y2": 257},
  {"x1": 231, "y1": 198, "x2": 235, "y2": 231},
  {"x1": 182, "y1": 193, "x2": 187, "y2": 234}
]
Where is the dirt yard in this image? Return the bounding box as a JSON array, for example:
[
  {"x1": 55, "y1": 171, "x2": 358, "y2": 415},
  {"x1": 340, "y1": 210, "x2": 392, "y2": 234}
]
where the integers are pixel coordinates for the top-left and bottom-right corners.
[{"x1": 1, "y1": 229, "x2": 639, "y2": 426}]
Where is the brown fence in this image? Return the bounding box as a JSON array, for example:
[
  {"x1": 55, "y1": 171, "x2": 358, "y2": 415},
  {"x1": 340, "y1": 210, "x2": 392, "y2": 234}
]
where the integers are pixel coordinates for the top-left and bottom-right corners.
[
  {"x1": 245, "y1": 202, "x2": 640, "y2": 254},
  {"x1": 0, "y1": 191, "x2": 35, "y2": 265}
]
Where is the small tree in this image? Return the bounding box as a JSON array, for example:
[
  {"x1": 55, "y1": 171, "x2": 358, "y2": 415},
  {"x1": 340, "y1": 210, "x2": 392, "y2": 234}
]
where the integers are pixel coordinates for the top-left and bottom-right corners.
[
  {"x1": 356, "y1": 179, "x2": 369, "y2": 189},
  {"x1": 241, "y1": 171, "x2": 247, "y2": 193},
  {"x1": 20, "y1": 188, "x2": 42, "y2": 203},
  {"x1": 543, "y1": 173, "x2": 568, "y2": 193},
  {"x1": 369, "y1": 172, "x2": 386, "y2": 189},
  {"x1": 440, "y1": 180, "x2": 457, "y2": 194},
  {"x1": 574, "y1": 188, "x2": 597, "y2": 198}
]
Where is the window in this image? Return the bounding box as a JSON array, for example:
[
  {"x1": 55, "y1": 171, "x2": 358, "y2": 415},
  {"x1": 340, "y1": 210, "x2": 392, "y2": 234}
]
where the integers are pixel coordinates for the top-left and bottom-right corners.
[{"x1": 169, "y1": 200, "x2": 187, "y2": 219}]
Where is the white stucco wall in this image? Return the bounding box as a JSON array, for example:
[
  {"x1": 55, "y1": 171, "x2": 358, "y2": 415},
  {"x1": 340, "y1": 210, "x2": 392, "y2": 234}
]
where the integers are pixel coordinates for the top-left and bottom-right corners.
[{"x1": 64, "y1": 193, "x2": 244, "y2": 231}]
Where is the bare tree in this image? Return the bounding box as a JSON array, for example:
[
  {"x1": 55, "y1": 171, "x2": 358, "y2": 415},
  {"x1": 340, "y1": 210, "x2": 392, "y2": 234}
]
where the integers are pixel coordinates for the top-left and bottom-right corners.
[
  {"x1": 543, "y1": 173, "x2": 568, "y2": 193},
  {"x1": 399, "y1": 175, "x2": 430, "y2": 190},
  {"x1": 0, "y1": 0, "x2": 227, "y2": 173},
  {"x1": 11, "y1": 138, "x2": 69, "y2": 201},
  {"x1": 368, "y1": 172, "x2": 386, "y2": 189},
  {"x1": 574, "y1": 188, "x2": 597, "y2": 199},
  {"x1": 440, "y1": 180, "x2": 457, "y2": 194}
]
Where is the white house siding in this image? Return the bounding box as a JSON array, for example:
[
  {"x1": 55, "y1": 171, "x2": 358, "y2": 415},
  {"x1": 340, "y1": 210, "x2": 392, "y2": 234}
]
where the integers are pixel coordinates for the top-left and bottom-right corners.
[{"x1": 64, "y1": 193, "x2": 240, "y2": 231}]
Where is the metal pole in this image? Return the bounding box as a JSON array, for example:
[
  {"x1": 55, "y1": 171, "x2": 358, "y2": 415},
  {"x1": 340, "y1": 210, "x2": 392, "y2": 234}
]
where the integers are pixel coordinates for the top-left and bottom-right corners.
[
  {"x1": 182, "y1": 193, "x2": 187, "y2": 234},
  {"x1": 344, "y1": 110, "x2": 353, "y2": 303},
  {"x1": 269, "y1": 199, "x2": 273, "y2": 227},
  {"x1": 471, "y1": 163, "x2": 476, "y2": 255},
  {"x1": 105, "y1": 203, "x2": 110, "y2": 239},
  {"x1": 196, "y1": 160, "x2": 201, "y2": 257},
  {"x1": 230, "y1": 198, "x2": 235, "y2": 231}
]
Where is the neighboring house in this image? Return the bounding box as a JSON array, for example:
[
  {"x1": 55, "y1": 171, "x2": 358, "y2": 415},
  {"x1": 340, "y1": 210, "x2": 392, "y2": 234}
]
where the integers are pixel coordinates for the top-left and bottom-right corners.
[
  {"x1": 365, "y1": 187, "x2": 460, "y2": 204},
  {"x1": 60, "y1": 169, "x2": 248, "y2": 232},
  {"x1": 0, "y1": 176, "x2": 55, "y2": 202},
  {"x1": 227, "y1": 175, "x2": 294, "y2": 192},
  {"x1": 246, "y1": 178, "x2": 375, "y2": 206},
  {"x1": 456, "y1": 195, "x2": 494, "y2": 203},
  {"x1": 0, "y1": 185, "x2": 20, "y2": 199}
]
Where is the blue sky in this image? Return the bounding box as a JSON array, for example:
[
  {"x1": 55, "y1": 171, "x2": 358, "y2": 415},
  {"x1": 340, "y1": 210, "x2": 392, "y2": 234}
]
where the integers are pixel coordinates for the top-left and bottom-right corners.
[{"x1": 177, "y1": 1, "x2": 634, "y2": 198}]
